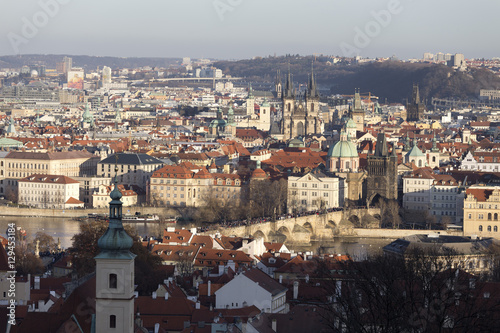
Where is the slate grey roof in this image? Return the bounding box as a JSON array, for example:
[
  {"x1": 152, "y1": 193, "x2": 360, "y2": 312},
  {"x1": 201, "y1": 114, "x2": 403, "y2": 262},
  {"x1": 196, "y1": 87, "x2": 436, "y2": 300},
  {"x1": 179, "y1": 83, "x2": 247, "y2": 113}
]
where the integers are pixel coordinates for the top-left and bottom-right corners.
[{"x1": 99, "y1": 153, "x2": 163, "y2": 166}]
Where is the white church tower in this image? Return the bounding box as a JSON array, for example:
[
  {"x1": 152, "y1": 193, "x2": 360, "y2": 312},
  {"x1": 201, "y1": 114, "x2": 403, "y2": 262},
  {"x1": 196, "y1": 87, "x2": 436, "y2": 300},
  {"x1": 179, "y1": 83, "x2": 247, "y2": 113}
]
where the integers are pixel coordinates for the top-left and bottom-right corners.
[{"x1": 95, "y1": 171, "x2": 136, "y2": 333}]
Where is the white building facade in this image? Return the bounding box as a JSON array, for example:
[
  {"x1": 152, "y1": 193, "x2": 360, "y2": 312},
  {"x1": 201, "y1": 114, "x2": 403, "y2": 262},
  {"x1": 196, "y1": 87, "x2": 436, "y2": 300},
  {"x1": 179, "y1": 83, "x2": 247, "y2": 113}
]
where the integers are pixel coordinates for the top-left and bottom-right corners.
[{"x1": 288, "y1": 172, "x2": 345, "y2": 213}]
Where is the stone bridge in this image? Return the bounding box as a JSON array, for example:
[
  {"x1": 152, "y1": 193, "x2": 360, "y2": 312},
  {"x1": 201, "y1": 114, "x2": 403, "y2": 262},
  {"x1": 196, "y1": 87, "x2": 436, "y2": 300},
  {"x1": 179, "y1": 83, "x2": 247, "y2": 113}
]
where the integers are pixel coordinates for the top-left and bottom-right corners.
[{"x1": 206, "y1": 208, "x2": 381, "y2": 244}]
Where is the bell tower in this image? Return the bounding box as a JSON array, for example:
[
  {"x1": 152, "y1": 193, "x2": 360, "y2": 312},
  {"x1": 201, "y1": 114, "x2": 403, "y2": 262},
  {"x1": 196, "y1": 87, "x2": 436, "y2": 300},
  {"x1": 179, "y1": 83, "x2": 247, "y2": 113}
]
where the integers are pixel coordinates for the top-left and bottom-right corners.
[{"x1": 95, "y1": 168, "x2": 136, "y2": 333}]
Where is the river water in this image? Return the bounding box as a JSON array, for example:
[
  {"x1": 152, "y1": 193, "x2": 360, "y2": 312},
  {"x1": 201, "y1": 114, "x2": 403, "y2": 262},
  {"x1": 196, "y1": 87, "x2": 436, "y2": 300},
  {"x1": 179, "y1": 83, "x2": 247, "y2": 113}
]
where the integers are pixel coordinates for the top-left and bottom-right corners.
[{"x1": 0, "y1": 216, "x2": 394, "y2": 259}]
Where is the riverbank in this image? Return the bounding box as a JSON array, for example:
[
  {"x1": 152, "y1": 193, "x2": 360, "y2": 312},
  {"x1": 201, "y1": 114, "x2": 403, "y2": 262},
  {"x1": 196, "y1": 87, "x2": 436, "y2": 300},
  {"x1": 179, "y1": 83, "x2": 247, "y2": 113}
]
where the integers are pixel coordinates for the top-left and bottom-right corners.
[{"x1": 0, "y1": 205, "x2": 176, "y2": 219}]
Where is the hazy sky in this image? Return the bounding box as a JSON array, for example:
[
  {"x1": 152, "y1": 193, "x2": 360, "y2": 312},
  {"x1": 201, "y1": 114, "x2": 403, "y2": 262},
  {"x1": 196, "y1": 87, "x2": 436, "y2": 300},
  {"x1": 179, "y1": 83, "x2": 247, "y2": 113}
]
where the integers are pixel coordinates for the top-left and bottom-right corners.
[{"x1": 1, "y1": 0, "x2": 499, "y2": 59}]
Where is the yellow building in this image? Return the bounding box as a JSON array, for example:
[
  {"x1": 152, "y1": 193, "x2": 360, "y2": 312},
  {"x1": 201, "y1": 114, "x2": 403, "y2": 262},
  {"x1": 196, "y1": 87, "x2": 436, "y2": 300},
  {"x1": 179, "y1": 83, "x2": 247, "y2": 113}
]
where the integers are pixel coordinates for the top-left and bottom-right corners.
[{"x1": 463, "y1": 186, "x2": 500, "y2": 237}]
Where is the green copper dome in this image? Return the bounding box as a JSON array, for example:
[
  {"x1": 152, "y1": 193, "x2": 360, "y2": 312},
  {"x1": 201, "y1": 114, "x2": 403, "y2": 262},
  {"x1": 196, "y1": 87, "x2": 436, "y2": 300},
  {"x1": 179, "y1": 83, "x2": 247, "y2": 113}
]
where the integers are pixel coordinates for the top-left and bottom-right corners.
[
  {"x1": 95, "y1": 183, "x2": 135, "y2": 257},
  {"x1": 345, "y1": 118, "x2": 357, "y2": 129},
  {"x1": 406, "y1": 142, "x2": 425, "y2": 158},
  {"x1": 328, "y1": 140, "x2": 358, "y2": 158}
]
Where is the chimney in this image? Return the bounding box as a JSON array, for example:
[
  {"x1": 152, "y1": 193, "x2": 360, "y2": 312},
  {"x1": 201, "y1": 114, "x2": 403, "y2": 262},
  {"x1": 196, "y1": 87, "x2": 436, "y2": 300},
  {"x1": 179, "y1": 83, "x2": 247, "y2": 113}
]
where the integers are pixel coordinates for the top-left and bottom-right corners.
[
  {"x1": 208, "y1": 280, "x2": 211, "y2": 297},
  {"x1": 152, "y1": 292, "x2": 157, "y2": 299},
  {"x1": 279, "y1": 275, "x2": 283, "y2": 284},
  {"x1": 196, "y1": 301, "x2": 200, "y2": 309},
  {"x1": 34, "y1": 276, "x2": 40, "y2": 290},
  {"x1": 272, "y1": 318, "x2": 277, "y2": 332},
  {"x1": 293, "y1": 281, "x2": 299, "y2": 300}
]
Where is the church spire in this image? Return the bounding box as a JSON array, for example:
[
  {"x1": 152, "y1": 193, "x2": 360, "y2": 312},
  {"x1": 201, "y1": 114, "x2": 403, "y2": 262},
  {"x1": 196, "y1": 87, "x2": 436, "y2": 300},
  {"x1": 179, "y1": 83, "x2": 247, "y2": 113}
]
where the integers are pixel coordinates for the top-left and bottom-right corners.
[
  {"x1": 284, "y1": 63, "x2": 294, "y2": 98},
  {"x1": 96, "y1": 161, "x2": 134, "y2": 254},
  {"x1": 412, "y1": 84, "x2": 420, "y2": 104},
  {"x1": 307, "y1": 61, "x2": 318, "y2": 99}
]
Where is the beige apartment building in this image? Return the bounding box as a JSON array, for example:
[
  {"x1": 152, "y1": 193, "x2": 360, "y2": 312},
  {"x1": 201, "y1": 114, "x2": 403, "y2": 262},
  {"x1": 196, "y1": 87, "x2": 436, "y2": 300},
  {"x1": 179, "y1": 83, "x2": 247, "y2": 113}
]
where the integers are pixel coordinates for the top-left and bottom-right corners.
[
  {"x1": 463, "y1": 186, "x2": 500, "y2": 237},
  {"x1": 149, "y1": 164, "x2": 242, "y2": 207},
  {"x1": 92, "y1": 184, "x2": 138, "y2": 208},
  {"x1": 4, "y1": 151, "x2": 99, "y2": 179},
  {"x1": 2, "y1": 151, "x2": 99, "y2": 202}
]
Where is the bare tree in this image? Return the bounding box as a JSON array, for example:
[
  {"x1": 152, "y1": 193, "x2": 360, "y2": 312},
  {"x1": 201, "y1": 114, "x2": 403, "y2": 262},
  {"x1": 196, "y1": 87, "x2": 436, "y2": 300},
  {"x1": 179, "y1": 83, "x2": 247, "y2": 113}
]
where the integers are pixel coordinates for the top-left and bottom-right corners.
[{"x1": 313, "y1": 248, "x2": 500, "y2": 333}]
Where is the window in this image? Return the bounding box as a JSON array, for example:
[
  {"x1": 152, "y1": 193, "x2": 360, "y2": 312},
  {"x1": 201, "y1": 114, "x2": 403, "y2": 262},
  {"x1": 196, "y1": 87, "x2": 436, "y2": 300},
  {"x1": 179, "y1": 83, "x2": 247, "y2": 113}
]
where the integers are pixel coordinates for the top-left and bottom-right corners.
[
  {"x1": 488, "y1": 213, "x2": 492, "y2": 220},
  {"x1": 109, "y1": 274, "x2": 117, "y2": 288},
  {"x1": 110, "y1": 315, "x2": 116, "y2": 328},
  {"x1": 479, "y1": 225, "x2": 483, "y2": 232},
  {"x1": 495, "y1": 226, "x2": 498, "y2": 232},
  {"x1": 488, "y1": 226, "x2": 492, "y2": 232}
]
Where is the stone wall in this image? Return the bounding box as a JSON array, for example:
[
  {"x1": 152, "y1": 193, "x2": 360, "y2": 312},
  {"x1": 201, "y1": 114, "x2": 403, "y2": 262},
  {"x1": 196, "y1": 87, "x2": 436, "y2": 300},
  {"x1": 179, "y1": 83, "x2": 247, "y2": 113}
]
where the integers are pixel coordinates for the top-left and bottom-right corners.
[{"x1": 0, "y1": 205, "x2": 176, "y2": 219}]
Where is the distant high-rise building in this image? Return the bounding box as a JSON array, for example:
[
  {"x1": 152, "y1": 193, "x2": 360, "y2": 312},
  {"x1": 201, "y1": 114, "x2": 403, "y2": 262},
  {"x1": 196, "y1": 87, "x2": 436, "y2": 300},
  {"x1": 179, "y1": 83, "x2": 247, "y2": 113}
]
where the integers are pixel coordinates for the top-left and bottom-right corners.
[
  {"x1": 423, "y1": 52, "x2": 434, "y2": 62},
  {"x1": 406, "y1": 84, "x2": 425, "y2": 121},
  {"x1": 63, "y1": 56, "x2": 72, "y2": 73},
  {"x1": 102, "y1": 66, "x2": 112, "y2": 84},
  {"x1": 182, "y1": 57, "x2": 191, "y2": 65},
  {"x1": 449, "y1": 53, "x2": 465, "y2": 69}
]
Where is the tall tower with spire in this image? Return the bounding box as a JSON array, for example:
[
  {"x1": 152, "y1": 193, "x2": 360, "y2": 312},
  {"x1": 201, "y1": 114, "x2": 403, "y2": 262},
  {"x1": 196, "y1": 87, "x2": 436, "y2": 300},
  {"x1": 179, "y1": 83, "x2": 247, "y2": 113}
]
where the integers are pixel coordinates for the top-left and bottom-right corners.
[
  {"x1": 280, "y1": 63, "x2": 322, "y2": 140},
  {"x1": 246, "y1": 84, "x2": 255, "y2": 116},
  {"x1": 305, "y1": 62, "x2": 321, "y2": 134},
  {"x1": 406, "y1": 84, "x2": 426, "y2": 121},
  {"x1": 366, "y1": 132, "x2": 398, "y2": 206},
  {"x1": 95, "y1": 168, "x2": 136, "y2": 333},
  {"x1": 282, "y1": 66, "x2": 295, "y2": 138},
  {"x1": 274, "y1": 69, "x2": 282, "y2": 99},
  {"x1": 350, "y1": 88, "x2": 365, "y2": 132}
]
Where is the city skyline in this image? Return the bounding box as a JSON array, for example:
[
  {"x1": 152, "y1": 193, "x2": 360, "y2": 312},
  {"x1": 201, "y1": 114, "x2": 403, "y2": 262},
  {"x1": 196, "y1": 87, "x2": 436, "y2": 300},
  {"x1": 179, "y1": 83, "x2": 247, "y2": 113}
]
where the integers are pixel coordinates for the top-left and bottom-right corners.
[{"x1": 1, "y1": 0, "x2": 499, "y2": 60}]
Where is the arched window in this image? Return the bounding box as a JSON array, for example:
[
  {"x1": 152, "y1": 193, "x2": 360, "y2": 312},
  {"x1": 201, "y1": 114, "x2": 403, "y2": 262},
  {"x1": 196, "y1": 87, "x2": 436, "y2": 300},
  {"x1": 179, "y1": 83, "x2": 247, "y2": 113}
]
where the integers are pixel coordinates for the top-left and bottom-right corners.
[
  {"x1": 495, "y1": 213, "x2": 498, "y2": 220},
  {"x1": 495, "y1": 226, "x2": 498, "y2": 232},
  {"x1": 488, "y1": 226, "x2": 492, "y2": 232},
  {"x1": 479, "y1": 225, "x2": 483, "y2": 232},
  {"x1": 432, "y1": 156, "x2": 436, "y2": 162},
  {"x1": 488, "y1": 213, "x2": 492, "y2": 220},
  {"x1": 110, "y1": 315, "x2": 116, "y2": 328},
  {"x1": 109, "y1": 274, "x2": 117, "y2": 289}
]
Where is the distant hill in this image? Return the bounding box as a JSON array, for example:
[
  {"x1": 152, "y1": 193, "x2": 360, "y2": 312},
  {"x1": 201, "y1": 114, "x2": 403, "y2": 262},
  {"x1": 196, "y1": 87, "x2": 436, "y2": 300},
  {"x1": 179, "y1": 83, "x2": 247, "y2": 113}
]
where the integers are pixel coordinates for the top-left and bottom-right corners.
[
  {"x1": 0, "y1": 55, "x2": 181, "y2": 70},
  {"x1": 214, "y1": 56, "x2": 500, "y2": 103}
]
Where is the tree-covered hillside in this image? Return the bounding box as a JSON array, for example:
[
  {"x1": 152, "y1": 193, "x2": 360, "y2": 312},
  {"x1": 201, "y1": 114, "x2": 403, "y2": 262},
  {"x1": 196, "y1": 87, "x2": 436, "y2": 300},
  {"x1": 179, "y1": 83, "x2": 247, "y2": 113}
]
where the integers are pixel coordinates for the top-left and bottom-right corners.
[{"x1": 215, "y1": 56, "x2": 500, "y2": 102}]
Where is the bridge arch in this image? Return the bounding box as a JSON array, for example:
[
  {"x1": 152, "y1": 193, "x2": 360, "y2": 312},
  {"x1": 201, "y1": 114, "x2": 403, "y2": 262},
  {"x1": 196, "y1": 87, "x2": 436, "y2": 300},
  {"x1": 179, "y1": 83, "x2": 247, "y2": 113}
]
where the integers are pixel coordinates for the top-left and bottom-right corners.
[
  {"x1": 348, "y1": 214, "x2": 361, "y2": 227},
  {"x1": 253, "y1": 230, "x2": 266, "y2": 241},
  {"x1": 367, "y1": 193, "x2": 383, "y2": 207},
  {"x1": 303, "y1": 222, "x2": 313, "y2": 233}
]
